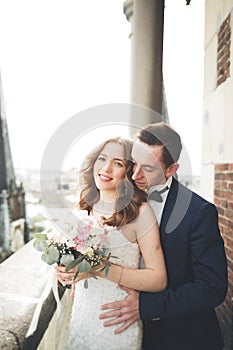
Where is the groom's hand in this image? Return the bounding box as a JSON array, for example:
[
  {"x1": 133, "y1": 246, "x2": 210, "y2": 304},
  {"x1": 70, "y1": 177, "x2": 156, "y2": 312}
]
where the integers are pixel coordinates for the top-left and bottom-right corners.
[{"x1": 99, "y1": 286, "x2": 140, "y2": 334}]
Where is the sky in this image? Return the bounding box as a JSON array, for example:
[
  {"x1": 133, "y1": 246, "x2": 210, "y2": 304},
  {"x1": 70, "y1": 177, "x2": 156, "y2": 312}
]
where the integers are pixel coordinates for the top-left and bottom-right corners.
[{"x1": 0, "y1": 0, "x2": 205, "y2": 175}]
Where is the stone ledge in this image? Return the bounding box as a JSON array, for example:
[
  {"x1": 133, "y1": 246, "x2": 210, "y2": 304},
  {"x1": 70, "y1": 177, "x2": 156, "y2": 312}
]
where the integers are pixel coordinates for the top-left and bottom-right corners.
[{"x1": 0, "y1": 240, "x2": 64, "y2": 349}]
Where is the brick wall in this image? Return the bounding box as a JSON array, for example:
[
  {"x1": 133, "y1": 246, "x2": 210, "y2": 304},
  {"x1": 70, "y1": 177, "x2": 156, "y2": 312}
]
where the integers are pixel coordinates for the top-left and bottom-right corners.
[
  {"x1": 217, "y1": 14, "x2": 231, "y2": 87},
  {"x1": 214, "y1": 163, "x2": 233, "y2": 350}
]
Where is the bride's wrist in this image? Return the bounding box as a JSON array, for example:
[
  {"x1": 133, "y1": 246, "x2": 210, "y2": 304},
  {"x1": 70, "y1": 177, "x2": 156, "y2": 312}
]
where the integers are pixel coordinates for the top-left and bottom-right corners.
[{"x1": 118, "y1": 266, "x2": 125, "y2": 285}]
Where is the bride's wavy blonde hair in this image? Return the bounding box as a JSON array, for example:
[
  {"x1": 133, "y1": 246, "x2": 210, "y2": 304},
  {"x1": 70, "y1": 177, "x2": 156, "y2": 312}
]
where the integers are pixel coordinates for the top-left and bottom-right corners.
[{"x1": 76, "y1": 137, "x2": 147, "y2": 227}]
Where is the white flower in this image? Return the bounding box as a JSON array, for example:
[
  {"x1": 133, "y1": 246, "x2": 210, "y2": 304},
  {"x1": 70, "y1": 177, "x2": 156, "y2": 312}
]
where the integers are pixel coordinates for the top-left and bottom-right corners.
[
  {"x1": 88, "y1": 236, "x2": 101, "y2": 248},
  {"x1": 84, "y1": 247, "x2": 94, "y2": 257}
]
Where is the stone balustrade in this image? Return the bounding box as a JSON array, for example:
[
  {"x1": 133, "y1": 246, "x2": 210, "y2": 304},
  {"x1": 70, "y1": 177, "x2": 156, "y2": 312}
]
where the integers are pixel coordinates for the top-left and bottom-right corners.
[{"x1": 0, "y1": 240, "x2": 65, "y2": 350}]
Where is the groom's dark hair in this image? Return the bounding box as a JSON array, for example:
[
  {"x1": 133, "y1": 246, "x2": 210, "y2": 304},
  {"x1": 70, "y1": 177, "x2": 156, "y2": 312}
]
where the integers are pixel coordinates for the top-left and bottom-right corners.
[{"x1": 137, "y1": 122, "x2": 182, "y2": 168}]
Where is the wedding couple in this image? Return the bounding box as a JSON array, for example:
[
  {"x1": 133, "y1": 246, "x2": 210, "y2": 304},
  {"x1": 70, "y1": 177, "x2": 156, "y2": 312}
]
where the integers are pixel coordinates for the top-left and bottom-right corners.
[{"x1": 57, "y1": 122, "x2": 228, "y2": 350}]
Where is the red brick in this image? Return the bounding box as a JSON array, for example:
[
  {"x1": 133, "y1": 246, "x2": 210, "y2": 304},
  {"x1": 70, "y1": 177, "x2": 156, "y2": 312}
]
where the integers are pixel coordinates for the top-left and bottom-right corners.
[
  {"x1": 225, "y1": 173, "x2": 233, "y2": 181},
  {"x1": 228, "y1": 264, "x2": 233, "y2": 275},
  {"x1": 228, "y1": 271, "x2": 233, "y2": 286},
  {"x1": 221, "y1": 228, "x2": 230, "y2": 237},
  {"x1": 217, "y1": 13, "x2": 231, "y2": 89},
  {"x1": 214, "y1": 181, "x2": 223, "y2": 189},
  {"x1": 225, "y1": 246, "x2": 233, "y2": 260},
  {"x1": 222, "y1": 182, "x2": 228, "y2": 190},
  {"x1": 214, "y1": 189, "x2": 223, "y2": 198},
  {"x1": 224, "y1": 209, "x2": 233, "y2": 219},
  {"x1": 229, "y1": 221, "x2": 233, "y2": 230},
  {"x1": 222, "y1": 191, "x2": 233, "y2": 201},
  {"x1": 215, "y1": 173, "x2": 226, "y2": 180},
  {"x1": 216, "y1": 206, "x2": 225, "y2": 215},
  {"x1": 215, "y1": 164, "x2": 229, "y2": 171},
  {"x1": 219, "y1": 217, "x2": 231, "y2": 227},
  {"x1": 223, "y1": 232, "x2": 233, "y2": 242},
  {"x1": 223, "y1": 235, "x2": 229, "y2": 246},
  {"x1": 228, "y1": 240, "x2": 233, "y2": 250},
  {"x1": 227, "y1": 257, "x2": 233, "y2": 271},
  {"x1": 227, "y1": 202, "x2": 233, "y2": 210},
  {"x1": 221, "y1": 199, "x2": 228, "y2": 208},
  {"x1": 214, "y1": 197, "x2": 221, "y2": 206}
]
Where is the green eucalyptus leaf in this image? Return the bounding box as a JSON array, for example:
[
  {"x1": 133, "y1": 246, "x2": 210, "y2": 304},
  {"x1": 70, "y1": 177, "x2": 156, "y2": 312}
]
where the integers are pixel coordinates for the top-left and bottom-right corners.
[
  {"x1": 41, "y1": 252, "x2": 55, "y2": 265},
  {"x1": 66, "y1": 256, "x2": 84, "y2": 272},
  {"x1": 41, "y1": 246, "x2": 60, "y2": 265},
  {"x1": 105, "y1": 263, "x2": 110, "y2": 278},
  {"x1": 74, "y1": 270, "x2": 79, "y2": 280},
  {"x1": 78, "y1": 259, "x2": 91, "y2": 273},
  {"x1": 60, "y1": 254, "x2": 74, "y2": 266},
  {"x1": 101, "y1": 247, "x2": 110, "y2": 256},
  {"x1": 89, "y1": 272, "x2": 98, "y2": 280},
  {"x1": 41, "y1": 253, "x2": 48, "y2": 262},
  {"x1": 47, "y1": 245, "x2": 60, "y2": 259},
  {"x1": 84, "y1": 279, "x2": 89, "y2": 289},
  {"x1": 33, "y1": 239, "x2": 48, "y2": 252},
  {"x1": 94, "y1": 266, "x2": 106, "y2": 272}
]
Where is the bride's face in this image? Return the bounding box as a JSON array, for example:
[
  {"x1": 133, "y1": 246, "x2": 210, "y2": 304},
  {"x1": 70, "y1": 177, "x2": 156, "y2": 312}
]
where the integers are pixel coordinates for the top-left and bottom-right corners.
[{"x1": 93, "y1": 142, "x2": 126, "y2": 192}]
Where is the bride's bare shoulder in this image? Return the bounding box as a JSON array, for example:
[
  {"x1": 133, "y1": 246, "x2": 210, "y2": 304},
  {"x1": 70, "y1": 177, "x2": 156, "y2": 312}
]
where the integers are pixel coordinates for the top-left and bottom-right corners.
[
  {"x1": 139, "y1": 202, "x2": 155, "y2": 216},
  {"x1": 125, "y1": 202, "x2": 156, "y2": 228}
]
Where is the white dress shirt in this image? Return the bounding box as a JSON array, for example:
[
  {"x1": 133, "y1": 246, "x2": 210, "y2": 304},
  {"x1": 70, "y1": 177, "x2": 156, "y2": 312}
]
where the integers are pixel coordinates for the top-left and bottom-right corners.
[{"x1": 147, "y1": 176, "x2": 173, "y2": 225}]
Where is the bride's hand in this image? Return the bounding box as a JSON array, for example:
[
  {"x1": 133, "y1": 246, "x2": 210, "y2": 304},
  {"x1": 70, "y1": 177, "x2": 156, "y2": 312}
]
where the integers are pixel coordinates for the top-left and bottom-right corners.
[
  {"x1": 56, "y1": 264, "x2": 76, "y2": 285},
  {"x1": 99, "y1": 285, "x2": 140, "y2": 334},
  {"x1": 56, "y1": 265, "x2": 89, "y2": 285}
]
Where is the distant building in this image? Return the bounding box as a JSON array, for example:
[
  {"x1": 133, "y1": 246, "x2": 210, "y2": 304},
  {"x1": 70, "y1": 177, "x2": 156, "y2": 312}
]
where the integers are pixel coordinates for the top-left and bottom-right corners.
[{"x1": 0, "y1": 73, "x2": 27, "y2": 258}]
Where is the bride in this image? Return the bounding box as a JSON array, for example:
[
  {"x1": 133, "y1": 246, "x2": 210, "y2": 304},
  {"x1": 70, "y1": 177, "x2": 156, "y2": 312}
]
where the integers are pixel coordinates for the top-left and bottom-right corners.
[{"x1": 56, "y1": 137, "x2": 167, "y2": 350}]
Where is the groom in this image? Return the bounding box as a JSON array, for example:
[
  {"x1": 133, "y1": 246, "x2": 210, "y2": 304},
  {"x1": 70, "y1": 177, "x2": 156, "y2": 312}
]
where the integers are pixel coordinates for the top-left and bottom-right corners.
[{"x1": 99, "y1": 122, "x2": 228, "y2": 350}]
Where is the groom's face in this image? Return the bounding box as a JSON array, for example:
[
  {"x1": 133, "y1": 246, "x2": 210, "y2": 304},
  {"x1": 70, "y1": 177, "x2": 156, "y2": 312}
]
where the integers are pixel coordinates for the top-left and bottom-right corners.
[{"x1": 131, "y1": 141, "x2": 167, "y2": 191}]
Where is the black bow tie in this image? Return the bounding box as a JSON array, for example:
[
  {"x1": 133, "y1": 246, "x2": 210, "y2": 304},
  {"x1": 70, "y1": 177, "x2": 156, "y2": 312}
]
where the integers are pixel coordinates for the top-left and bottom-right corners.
[{"x1": 147, "y1": 186, "x2": 169, "y2": 202}]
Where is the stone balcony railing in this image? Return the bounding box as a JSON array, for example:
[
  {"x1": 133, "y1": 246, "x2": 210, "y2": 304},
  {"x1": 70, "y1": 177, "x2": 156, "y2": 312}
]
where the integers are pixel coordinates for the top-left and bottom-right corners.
[
  {"x1": 0, "y1": 240, "x2": 65, "y2": 350},
  {"x1": 1, "y1": 239, "x2": 230, "y2": 349}
]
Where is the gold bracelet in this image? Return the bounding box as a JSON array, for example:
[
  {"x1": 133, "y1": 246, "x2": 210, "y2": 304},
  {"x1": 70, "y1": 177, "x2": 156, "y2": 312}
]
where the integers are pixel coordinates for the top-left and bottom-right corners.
[{"x1": 118, "y1": 266, "x2": 125, "y2": 285}]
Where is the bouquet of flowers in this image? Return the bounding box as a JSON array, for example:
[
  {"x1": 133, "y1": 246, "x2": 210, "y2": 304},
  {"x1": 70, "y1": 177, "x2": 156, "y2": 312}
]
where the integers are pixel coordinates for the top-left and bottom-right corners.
[{"x1": 33, "y1": 211, "x2": 115, "y2": 288}]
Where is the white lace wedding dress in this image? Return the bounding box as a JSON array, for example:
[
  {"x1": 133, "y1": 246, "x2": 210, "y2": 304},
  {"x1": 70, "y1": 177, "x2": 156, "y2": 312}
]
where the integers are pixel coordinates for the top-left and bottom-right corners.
[{"x1": 67, "y1": 227, "x2": 143, "y2": 350}]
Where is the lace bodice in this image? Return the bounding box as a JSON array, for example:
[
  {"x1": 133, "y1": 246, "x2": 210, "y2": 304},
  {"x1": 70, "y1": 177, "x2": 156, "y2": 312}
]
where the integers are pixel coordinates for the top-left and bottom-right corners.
[
  {"x1": 67, "y1": 227, "x2": 142, "y2": 350},
  {"x1": 107, "y1": 228, "x2": 140, "y2": 267}
]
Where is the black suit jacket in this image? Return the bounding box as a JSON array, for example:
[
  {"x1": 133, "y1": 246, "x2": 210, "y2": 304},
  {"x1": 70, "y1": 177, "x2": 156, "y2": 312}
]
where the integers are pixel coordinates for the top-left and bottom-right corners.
[{"x1": 140, "y1": 178, "x2": 228, "y2": 350}]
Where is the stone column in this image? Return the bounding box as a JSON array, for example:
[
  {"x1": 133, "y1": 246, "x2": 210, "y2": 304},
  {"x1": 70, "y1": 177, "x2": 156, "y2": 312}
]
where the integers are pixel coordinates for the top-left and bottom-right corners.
[{"x1": 124, "y1": 0, "x2": 166, "y2": 125}]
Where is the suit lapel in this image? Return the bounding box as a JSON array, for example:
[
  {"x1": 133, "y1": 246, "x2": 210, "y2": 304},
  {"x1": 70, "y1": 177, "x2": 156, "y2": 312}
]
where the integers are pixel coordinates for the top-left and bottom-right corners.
[
  {"x1": 160, "y1": 177, "x2": 193, "y2": 238},
  {"x1": 160, "y1": 178, "x2": 178, "y2": 241}
]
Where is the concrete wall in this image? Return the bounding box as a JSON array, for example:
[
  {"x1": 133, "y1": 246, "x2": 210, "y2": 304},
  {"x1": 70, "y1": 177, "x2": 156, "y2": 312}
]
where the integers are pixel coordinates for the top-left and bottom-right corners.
[{"x1": 201, "y1": 0, "x2": 233, "y2": 199}]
